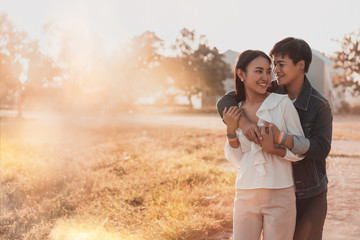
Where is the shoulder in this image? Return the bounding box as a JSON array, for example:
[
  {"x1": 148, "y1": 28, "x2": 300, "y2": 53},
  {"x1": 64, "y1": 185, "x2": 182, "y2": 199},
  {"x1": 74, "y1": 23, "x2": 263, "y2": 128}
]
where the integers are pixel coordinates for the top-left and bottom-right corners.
[
  {"x1": 304, "y1": 76, "x2": 330, "y2": 108},
  {"x1": 260, "y1": 93, "x2": 292, "y2": 111},
  {"x1": 225, "y1": 91, "x2": 236, "y2": 97},
  {"x1": 310, "y1": 88, "x2": 330, "y2": 108},
  {"x1": 269, "y1": 93, "x2": 297, "y2": 113},
  {"x1": 217, "y1": 91, "x2": 237, "y2": 105},
  {"x1": 217, "y1": 91, "x2": 237, "y2": 103},
  {"x1": 269, "y1": 93, "x2": 291, "y2": 104}
]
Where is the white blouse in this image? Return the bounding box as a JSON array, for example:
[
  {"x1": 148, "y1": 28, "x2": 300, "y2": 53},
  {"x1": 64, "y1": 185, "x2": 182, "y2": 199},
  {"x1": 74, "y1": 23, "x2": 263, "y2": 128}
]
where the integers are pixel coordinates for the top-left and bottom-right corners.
[{"x1": 225, "y1": 93, "x2": 305, "y2": 190}]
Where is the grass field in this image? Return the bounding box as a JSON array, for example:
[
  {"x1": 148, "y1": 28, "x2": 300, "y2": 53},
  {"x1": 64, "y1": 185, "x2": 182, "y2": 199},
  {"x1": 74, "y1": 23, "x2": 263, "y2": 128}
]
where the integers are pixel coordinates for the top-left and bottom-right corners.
[
  {"x1": 1, "y1": 114, "x2": 360, "y2": 240},
  {"x1": 0, "y1": 118, "x2": 235, "y2": 240}
]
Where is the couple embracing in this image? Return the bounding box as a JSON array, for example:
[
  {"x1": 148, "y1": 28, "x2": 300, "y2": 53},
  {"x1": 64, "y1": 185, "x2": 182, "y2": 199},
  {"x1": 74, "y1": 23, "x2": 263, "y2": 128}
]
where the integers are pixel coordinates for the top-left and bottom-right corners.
[{"x1": 218, "y1": 37, "x2": 332, "y2": 240}]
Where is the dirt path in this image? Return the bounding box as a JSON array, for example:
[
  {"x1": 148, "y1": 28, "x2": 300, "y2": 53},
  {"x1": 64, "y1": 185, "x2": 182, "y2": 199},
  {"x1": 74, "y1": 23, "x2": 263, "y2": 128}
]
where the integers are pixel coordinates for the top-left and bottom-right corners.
[
  {"x1": 325, "y1": 116, "x2": 360, "y2": 239},
  {"x1": 325, "y1": 155, "x2": 360, "y2": 240}
]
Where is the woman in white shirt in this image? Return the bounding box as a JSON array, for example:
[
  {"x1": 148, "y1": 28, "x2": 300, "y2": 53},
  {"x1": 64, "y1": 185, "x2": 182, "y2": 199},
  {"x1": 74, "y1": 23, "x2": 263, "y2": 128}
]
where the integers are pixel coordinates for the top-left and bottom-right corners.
[{"x1": 223, "y1": 50, "x2": 304, "y2": 240}]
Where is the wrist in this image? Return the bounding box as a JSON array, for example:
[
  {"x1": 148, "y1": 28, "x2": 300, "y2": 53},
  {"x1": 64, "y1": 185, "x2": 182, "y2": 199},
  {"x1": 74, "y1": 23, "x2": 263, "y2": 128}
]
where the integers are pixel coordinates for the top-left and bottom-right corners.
[
  {"x1": 284, "y1": 134, "x2": 294, "y2": 149},
  {"x1": 273, "y1": 132, "x2": 279, "y2": 143},
  {"x1": 265, "y1": 145, "x2": 276, "y2": 154},
  {"x1": 227, "y1": 134, "x2": 238, "y2": 143},
  {"x1": 270, "y1": 147, "x2": 278, "y2": 155},
  {"x1": 277, "y1": 131, "x2": 287, "y2": 145},
  {"x1": 269, "y1": 146, "x2": 286, "y2": 157},
  {"x1": 227, "y1": 128, "x2": 237, "y2": 135}
]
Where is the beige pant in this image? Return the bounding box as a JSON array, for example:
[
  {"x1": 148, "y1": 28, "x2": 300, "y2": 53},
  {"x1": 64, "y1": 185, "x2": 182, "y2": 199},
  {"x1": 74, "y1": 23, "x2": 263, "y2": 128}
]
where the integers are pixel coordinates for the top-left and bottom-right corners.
[{"x1": 233, "y1": 187, "x2": 296, "y2": 240}]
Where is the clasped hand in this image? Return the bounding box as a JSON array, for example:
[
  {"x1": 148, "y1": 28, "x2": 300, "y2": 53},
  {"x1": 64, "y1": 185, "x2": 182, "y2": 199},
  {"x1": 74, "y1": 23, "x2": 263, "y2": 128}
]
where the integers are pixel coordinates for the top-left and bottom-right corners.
[
  {"x1": 223, "y1": 106, "x2": 242, "y2": 132},
  {"x1": 244, "y1": 121, "x2": 281, "y2": 154},
  {"x1": 223, "y1": 106, "x2": 281, "y2": 154},
  {"x1": 259, "y1": 125, "x2": 276, "y2": 154}
]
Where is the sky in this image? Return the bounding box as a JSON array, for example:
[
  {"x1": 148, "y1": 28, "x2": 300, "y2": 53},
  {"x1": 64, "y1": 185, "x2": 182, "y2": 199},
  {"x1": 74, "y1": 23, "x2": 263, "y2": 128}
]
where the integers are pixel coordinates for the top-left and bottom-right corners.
[{"x1": 1, "y1": 0, "x2": 360, "y2": 56}]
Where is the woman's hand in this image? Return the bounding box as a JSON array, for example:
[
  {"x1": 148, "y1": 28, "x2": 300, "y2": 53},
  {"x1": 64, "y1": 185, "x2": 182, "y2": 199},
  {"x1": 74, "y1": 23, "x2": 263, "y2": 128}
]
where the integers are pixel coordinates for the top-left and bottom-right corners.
[
  {"x1": 260, "y1": 125, "x2": 276, "y2": 154},
  {"x1": 223, "y1": 106, "x2": 241, "y2": 134},
  {"x1": 269, "y1": 123, "x2": 280, "y2": 144},
  {"x1": 262, "y1": 121, "x2": 280, "y2": 144},
  {"x1": 241, "y1": 120, "x2": 262, "y2": 146}
]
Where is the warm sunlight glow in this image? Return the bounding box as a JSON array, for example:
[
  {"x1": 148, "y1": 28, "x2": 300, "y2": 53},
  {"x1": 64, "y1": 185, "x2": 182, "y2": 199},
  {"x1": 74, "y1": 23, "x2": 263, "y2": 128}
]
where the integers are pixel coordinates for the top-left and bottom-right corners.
[
  {"x1": 1, "y1": 2, "x2": 360, "y2": 238},
  {"x1": 49, "y1": 218, "x2": 131, "y2": 240},
  {"x1": 58, "y1": 20, "x2": 94, "y2": 68}
]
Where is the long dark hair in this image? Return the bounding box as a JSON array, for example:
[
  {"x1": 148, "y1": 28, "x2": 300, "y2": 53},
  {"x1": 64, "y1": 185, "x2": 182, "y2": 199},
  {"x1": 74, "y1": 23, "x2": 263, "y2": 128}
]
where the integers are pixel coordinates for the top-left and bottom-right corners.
[{"x1": 235, "y1": 50, "x2": 271, "y2": 102}]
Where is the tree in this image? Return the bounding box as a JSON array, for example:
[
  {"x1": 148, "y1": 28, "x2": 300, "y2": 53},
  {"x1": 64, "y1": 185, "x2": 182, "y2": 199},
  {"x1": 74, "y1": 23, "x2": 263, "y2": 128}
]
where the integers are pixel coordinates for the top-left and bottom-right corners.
[
  {"x1": 0, "y1": 14, "x2": 61, "y2": 117},
  {"x1": 42, "y1": 22, "x2": 94, "y2": 111},
  {"x1": 192, "y1": 44, "x2": 232, "y2": 107},
  {"x1": 0, "y1": 14, "x2": 25, "y2": 107},
  {"x1": 108, "y1": 31, "x2": 166, "y2": 109},
  {"x1": 18, "y1": 40, "x2": 61, "y2": 116},
  {"x1": 168, "y1": 28, "x2": 232, "y2": 108},
  {"x1": 331, "y1": 29, "x2": 360, "y2": 96}
]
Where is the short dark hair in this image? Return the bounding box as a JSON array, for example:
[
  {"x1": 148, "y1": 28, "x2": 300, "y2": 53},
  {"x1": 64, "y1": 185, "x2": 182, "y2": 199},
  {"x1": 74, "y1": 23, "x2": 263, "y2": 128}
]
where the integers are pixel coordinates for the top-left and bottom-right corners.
[
  {"x1": 234, "y1": 50, "x2": 271, "y2": 102},
  {"x1": 269, "y1": 37, "x2": 312, "y2": 73}
]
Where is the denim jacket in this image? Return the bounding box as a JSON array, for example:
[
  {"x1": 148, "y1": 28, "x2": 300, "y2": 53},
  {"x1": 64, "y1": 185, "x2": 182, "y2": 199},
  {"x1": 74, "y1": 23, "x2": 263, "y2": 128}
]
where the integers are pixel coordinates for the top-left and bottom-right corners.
[{"x1": 217, "y1": 76, "x2": 332, "y2": 199}]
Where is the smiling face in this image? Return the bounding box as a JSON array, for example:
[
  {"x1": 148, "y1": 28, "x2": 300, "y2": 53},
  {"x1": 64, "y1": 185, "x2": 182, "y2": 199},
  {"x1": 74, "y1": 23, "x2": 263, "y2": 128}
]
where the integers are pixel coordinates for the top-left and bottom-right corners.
[
  {"x1": 237, "y1": 56, "x2": 272, "y2": 96},
  {"x1": 272, "y1": 54, "x2": 304, "y2": 86}
]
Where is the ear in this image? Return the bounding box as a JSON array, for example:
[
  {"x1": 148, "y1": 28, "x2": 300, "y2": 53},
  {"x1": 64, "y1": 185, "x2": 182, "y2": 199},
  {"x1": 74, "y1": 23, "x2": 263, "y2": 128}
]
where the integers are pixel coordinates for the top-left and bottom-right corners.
[
  {"x1": 237, "y1": 69, "x2": 245, "y2": 80},
  {"x1": 298, "y1": 60, "x2": 305, "y2": 71}
]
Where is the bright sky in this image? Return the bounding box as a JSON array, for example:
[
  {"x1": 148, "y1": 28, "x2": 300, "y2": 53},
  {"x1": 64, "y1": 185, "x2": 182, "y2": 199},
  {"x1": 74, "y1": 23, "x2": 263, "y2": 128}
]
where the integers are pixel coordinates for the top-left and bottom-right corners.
[{"x1": 1, "y1": 0, "x2": 360, "y2": 56}]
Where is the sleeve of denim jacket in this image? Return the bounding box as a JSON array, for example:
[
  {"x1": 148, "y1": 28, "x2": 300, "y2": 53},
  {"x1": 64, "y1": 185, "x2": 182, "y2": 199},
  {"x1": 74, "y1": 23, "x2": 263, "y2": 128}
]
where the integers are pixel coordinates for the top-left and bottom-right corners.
[
  {"x1": 291, "y1": 135, "x2": 310, "y2": 155},
  {"x1": 216, "y1": 91, "x2": 238, "y2": 119},
  {"x1": 281, "y1": 97, "x2": 305, "y2": 162},
  {"x1": 303, "y1": 105, "x2": 333, "y2": 160}
]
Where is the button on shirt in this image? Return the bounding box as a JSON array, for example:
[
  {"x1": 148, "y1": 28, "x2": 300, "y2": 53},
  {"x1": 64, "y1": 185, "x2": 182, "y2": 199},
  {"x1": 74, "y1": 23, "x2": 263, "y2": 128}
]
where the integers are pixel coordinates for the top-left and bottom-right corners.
[{"x1": 225, "y1": 93, "x2": 305, "y2": 190}]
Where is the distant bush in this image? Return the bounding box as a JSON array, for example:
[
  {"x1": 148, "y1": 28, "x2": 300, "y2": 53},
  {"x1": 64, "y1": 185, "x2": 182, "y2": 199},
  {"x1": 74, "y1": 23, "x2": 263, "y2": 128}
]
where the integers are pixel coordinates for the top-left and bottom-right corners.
[
  {"x1": 337, "y1": 101, "x2": 351, "y2": 114},
  {"x1": 350, "y1": 105, "x2": 360, "y2": 115},
  {"x1": 336, "y1": 101, "x2": 360, "y2": 115}
]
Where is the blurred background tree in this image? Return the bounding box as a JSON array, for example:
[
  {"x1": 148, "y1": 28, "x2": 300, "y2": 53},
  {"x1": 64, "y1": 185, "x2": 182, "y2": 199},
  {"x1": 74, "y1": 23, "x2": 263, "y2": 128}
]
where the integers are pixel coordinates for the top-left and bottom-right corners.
[
  {"x1": 18, "y1": 40, "x2": 60, "y2": 117},
  {"x1": 43, "y1": 22, "x2": 107, "y2": 113},
  {"x1": 0, "y1": 14, "x2": 26, "y2": 110},
  {"x1": 0, "y1": 14, "x2": 60, "y2": 117},
  {"x1": 331, "y1": 29, "x2": 360, "y2": 96},
  {"x1": 166, "y1": 28, "x2": 231, "y2": 108},
  {"x1": 192, "y1": 44, "x2": 232, "y2": 108},
  {"x1": 1, "y1": 16, "x2": 232, "y2": 114},
  {"x1": 109, "y1": 31, "x2": 166, "y2": 109}
]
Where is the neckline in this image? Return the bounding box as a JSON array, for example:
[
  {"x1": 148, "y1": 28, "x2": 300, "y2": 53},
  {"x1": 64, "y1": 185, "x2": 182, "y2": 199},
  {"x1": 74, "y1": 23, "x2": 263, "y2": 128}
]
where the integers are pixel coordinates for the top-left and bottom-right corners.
[{"x1": 239, "y1": 93, "x2": 274, "y2": 126}]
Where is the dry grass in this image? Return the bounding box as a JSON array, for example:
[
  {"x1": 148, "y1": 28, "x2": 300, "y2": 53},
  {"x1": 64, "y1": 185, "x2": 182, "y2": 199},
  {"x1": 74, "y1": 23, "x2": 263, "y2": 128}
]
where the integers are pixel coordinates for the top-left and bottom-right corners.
[
  {"x1": 332, "y1": 115, "x2": 360, "y2": 141},
  {"x1": 0, "y1": 118, "x2": 235, "y2": 240},
  {"x1": 2, "y1": 114, "x2": 359, "y2": 239}
]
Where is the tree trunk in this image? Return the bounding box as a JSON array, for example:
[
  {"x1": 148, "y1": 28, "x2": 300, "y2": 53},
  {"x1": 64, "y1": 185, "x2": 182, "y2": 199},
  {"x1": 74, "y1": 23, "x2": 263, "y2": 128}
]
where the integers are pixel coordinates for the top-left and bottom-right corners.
[
  {"x1": 17, "y1": 91, "x2": 25, "y2": 119},
  {"x1": 187, "y1": 92, "x2": 193, "y2": 109},
  {"x1": 17, "y1": 100, "x2": 23, "y2": 119}
]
